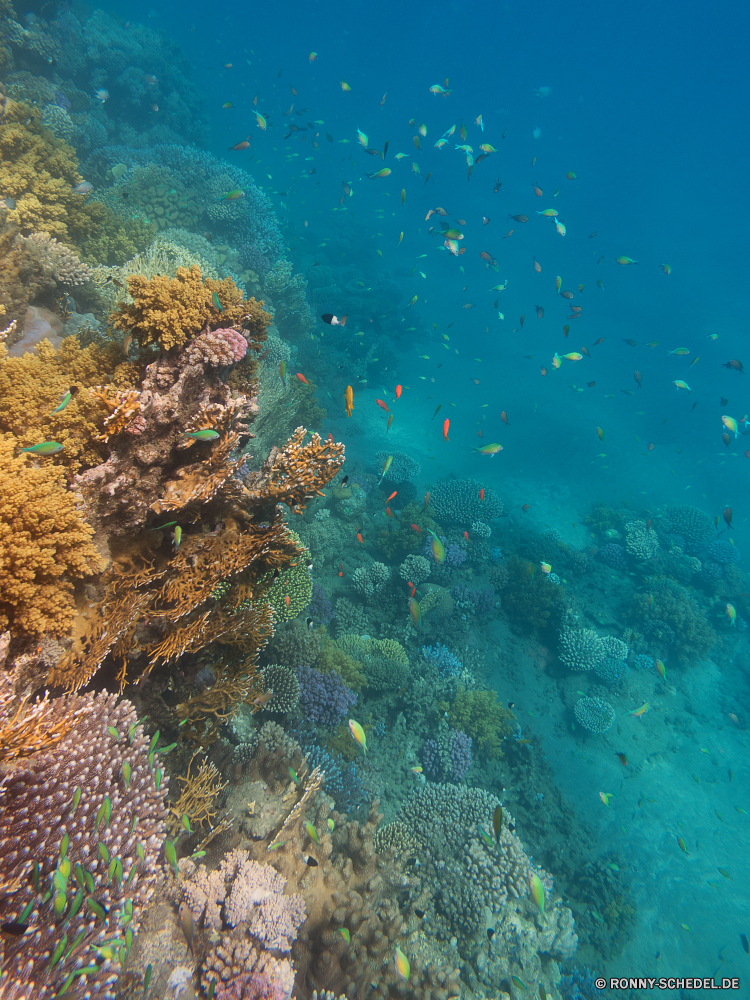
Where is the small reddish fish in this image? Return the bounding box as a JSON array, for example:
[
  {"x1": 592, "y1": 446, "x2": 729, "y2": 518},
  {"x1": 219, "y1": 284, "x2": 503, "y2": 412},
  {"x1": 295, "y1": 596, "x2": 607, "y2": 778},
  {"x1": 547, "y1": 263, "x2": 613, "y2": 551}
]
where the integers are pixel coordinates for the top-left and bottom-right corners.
[
  {"x1": 296, "y1": 373, "x2": 309, "y2": 385},
  {"x1": 386, "y1": 491, "x2": 397, "y2": 503},
  {"x1": 229, "y1": 137, "x2": 252, "y2": 150},
  {"x1": 376, "y1": 399, "x2": 390, "y2": 412},
  {"x1": 411, "y1": 524, "x2": 422, "y2": 533},
  {"x1": 464, "y1": 531, "x2": 469, "y2": 541},
  {"x1": 386, "y1": 507, "x2": 394, "y2": 517},
  {"x1": 356, "y1": 532, "x2": 363, "y2": 544},
  {"x1": 479, "y1": 488, "x2": 485, "y2": 501},
  {"x1": 442, "y1": 418, "x2": 450, "y2": 441},
  {"x1": 338, "y1": 563, "x2": 344, "y2": 577},
  {"x1": 395, "y1": 385, "x2": 402, "y2": 398},
  {"x1": 285, "y1": 595, "x2": 290, "y2": 608}
]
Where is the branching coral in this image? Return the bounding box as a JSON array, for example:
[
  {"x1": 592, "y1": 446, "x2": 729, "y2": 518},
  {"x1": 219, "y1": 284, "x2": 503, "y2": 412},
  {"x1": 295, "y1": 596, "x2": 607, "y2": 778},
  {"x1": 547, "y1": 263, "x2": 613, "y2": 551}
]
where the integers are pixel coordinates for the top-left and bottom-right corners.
[
  {"x1": 110, "y1": 264, "x2": 250, "y2": 351},
  {"x1": 0, "y1": 432, "x2": 102, "y2": 636},
  {"x1": 0, "y1": 691, "x2": 168, "y2": 1000},
  {"x1": 167, "y1": 751, "x2": 227, "y2": 835},
  {"x1": 245, "y1": 427, "x2": 346, "y2": 516}
]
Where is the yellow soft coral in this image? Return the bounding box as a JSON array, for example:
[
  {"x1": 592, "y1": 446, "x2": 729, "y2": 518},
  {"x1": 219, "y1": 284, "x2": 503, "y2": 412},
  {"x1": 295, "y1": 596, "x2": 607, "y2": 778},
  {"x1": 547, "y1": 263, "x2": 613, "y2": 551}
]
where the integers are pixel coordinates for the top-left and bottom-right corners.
[
  {"x1": 0, "y1": 102, "x2": 104, "y2": 247},
  {"x1": 0, "y1": 336, "x2": 122, "y2": 474},
  {"x1": 110, "y1": 265, "x2": 247, "y2": 351},
  {"x1": 0, "y1": 433, "x2": 103, "y2": 636}
]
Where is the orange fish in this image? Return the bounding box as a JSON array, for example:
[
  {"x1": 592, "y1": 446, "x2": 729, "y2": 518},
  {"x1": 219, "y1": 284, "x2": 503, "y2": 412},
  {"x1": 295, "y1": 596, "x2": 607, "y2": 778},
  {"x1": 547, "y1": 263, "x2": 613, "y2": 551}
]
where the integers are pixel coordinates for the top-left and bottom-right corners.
[
  {"x1": 338, "y1": 563, "x2": 344, "y2": 577},
  {"x1": 501, "y1": 411, "x2": 509, "y2": 426},
  {"x1": 407, "y1": 581, "x2": 416, "y2": 598},
  {"x1": 411, "y1": 524, "x2": 422, "y2": 533},
  {"x1": 395, "y1": 384, "x2": 402, "y2": 398},
  {"x1": 376, "y1": 399, "x2": 390, "y2": 412},
  {"x1": 479, "y1": 488, "x2": 485, "y2": 501},
  {"x1": 296, "y1": 373, "x2": 309, "y2": 385},
  {"x1": 442, "y1": 418, "x2": 450, "y2": 441},
  {"x1": 344, "y1": 385, "x2": 353, "y2": 417},
  {"x1": 386, "y1": 507, "x2": 394, "y2": 517},
  {"x1": 229, "y1": 137, "x2": 252, "y2": 150},
  {"x1": 285, "y1": 595, "x2": 290, "y2": 608},
  {"x1": 356, "y1": 532, "x2": 363, "y2": 544},
  {"x1": 386, "y1": 491, "x2": 397, "y2": 503},
  {"x1": 464, "y1": 531, "x2": 469, "y2": 541}
]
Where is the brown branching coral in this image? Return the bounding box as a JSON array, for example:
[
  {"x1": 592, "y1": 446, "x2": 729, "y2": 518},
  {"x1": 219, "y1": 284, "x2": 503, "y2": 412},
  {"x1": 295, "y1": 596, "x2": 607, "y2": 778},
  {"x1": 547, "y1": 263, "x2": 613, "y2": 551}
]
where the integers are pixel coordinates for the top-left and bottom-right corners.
[
  {"x1": 246, "y1": 426, "x2": 346, "y2": 516},
  {"x1": 0, "y1": 432, "x2": 102, "y2": 636},
  {"x1": 110, "y1": 264, "x2": 248, "y2": 351},
  {"x1": 167, "y1": 751, "x2": 227, "y2": 835}
]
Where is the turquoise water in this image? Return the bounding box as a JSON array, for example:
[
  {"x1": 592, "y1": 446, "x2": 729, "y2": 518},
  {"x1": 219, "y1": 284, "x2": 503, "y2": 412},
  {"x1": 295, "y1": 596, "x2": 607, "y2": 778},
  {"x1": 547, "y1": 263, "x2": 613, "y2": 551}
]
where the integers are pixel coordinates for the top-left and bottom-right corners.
[{"x1": 3, "y1": 0, "x2": 750, "y2": 996}]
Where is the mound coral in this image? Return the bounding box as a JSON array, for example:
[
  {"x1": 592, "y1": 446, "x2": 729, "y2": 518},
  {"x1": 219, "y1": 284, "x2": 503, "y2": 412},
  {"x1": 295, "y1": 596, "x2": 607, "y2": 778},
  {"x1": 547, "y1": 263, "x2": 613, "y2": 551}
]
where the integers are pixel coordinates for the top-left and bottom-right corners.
[
  {"x1": 0, "y1": 101, "x2": 104, "y2": 247},
  {"x1": 628, "y1": 581, "x2": 717, "y2": 663},
  {"x1": 574, "y1": 696, "x2": 616, "y2": 733},
  {"x1": 443, "y1": 687, "x2": 515, "y2": 758},
  {"x1": 665, "y1": 504, "x2": 714, "y2": 552},
  {"x1": 624, "y1": 519, "x2": 659, "y2": 560},
  {"x1": 259, "y1": 663, "x2": 300, "y2": 714},
  {"x1": 0, "y1": 690, "x2": 168, "y2": 1000},
  {"x1": 502, "y1": 556, "x2": 567, "y2": 636},
  {"x1": 351, "y1": 561, "x2": 390, "y2": 598},
  {"x1": 0, "y1": 432, "x2": 102, "y2": 636},
  {"x1": 429, "y1": 477, "x2": 503, "y2": 523},
  {"x1": 399, "y1": 552, "x2": 431, "y2": 584},
  {"x1": 297, "y1": 664, "x2": 357, "y2": 725}
]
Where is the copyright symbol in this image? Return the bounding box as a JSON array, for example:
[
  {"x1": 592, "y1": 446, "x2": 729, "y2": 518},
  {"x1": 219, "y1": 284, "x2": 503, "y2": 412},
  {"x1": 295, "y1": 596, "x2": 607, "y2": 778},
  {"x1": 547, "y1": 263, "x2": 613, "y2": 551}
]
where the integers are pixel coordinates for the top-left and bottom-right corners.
[{"x1": 595, "y1": 980, "x2": 606, "y2": 990}]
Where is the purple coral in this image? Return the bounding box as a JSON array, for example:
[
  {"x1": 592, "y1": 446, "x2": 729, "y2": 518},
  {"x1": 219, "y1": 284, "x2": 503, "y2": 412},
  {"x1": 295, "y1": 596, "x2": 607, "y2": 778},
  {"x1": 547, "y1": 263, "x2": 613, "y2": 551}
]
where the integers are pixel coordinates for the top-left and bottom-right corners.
[
  {"x1": 445, "y1": 543, "x2": 467, "y2": 567},
  {"x1": 708, "y1": 540, "x2": 741, "y2": 564},
  {"x1": 189, "y1": 327, "x2": 248, "y2": 366},
  {"x1": 599, "y1": 543, "x2": 627, "y2": 571},
  {"x1": 422, "y1": 738, "x2": 441, "y2": 779},
  {"x1": 449, "y1": 729, "x2": 473, "y2": 781},
  {"x1": 451, "y1": 584, "x2": 496, "y2": 615},
  {"x1": 296, "y1": 665, "x2": 356, "y2": 725},
  {"x1": 308, "y1": 582, "x2": 333, "y2": 624}
]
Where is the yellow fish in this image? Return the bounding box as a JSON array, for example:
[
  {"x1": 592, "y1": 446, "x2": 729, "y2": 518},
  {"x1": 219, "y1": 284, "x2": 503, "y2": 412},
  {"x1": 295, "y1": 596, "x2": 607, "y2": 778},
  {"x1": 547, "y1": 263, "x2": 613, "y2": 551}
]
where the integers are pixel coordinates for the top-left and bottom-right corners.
[
  {"x1": 616, "y1": 256, "x2": 638, "y2": 265},
  {"x1": 394, "y1": 945, "x2": 410, "y2": 981},
  {"x1": 552, "y1": 353, "x2": 562, "y2": 369},
  {"x1": 479, "y1": 143, "x2": 496, "y2": 153},
  {"x1": 348, "y1": 719, "x2": 367, "y2": 753},
  {"x1": 599, "y1": 792, "x2": 614, "y2": 806},
  {"x1": 554, "y1": 219, "x2": 566, "y2": 236},
  {"x1": 673, "y1": 380, "x2": 691, "y2": 391},
  {"x1": 630, "y1": 702, "x2": 650, "y2": 717},
  {"x1": 255, "y1": 112, "x2": 267, "y2": 130},
  {"x1": 667, "y1": 347, "x2": 690, "y2": 356},
  {"x1": 537, "y1": 208, "x2": 558, "y2": 217},
  {"x1": 563, "y1": 352, "x2": 583, "y2": 361},
  {"x1": 340, "y1": 81, "x2": 352, "y2": 92}
]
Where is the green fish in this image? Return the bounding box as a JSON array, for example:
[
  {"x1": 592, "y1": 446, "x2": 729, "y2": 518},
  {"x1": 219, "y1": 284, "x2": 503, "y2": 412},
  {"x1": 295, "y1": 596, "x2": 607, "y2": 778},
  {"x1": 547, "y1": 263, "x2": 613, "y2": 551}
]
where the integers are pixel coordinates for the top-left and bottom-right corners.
[
  {"x1": 268, "y1": 840, "x2": 286, "y2": 851},
  {"x1": 478, "y1": 827, "x2": 494, "y2": 849},
  {"x1": 51, "y1": 390, "x2": 73, "y2": 414},
  {"x1": 212, "y1": 290, "x2": 224, "y2": 311},
  {"x1": 492, "y1": 805, "x2": 503, "y2": 841},
  {"x1": 150, "y1": 520, "x2": 178, "y2": 530},
  {"x1": 20, "y1": 441, "x2": 63, "y2": 455},
  {"x1": 511, "y1": 976, "x2": 527, "y2": 991},
  {"x1": 173, "y1": 526, "x2": 182, "y2": 550},
  {"x1": 473, "y1": 442, "x2": 503, "y2": 456},
  {"x1": 428, "y1": 529, "x2": 445, "y2": 565},
  {"x1": 339, "y1": 927, "x2": 350, "y2": 944},
  {"x1": 215, "y1": 189, "x2": 245, "y2": 202},
  {"x1": 304, "y1": 821, "x2": 319, "y2": 845},
  {"x1": 718, "y1": 867, "x2": 733, "y2": 880},
  {"x1": 289, "y1": 767, "x2": 300, "y2": 785},
  {"x1": 185, "y1": 428, "x2": 220, "y2": 441},
  {"x1": 529, "y1": 871, "x2": 546, "y2": 917}
]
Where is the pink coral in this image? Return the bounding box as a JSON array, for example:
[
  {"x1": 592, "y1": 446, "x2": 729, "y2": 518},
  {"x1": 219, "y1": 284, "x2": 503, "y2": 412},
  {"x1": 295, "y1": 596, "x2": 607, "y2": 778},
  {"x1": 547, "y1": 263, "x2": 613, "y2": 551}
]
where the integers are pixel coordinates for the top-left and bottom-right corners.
[{"x1": 189, "y1": 327, "x2": 248, "y2": 366}]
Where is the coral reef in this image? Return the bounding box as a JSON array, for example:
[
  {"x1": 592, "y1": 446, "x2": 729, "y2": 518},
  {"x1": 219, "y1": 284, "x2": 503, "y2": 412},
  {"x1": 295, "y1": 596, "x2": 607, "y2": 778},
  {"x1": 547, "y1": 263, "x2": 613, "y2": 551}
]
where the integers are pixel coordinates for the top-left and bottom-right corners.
[
  {"x1": 351, "y1": 561, "x2": 390, "y2": 598},
  {"x1": 422, "y1": 726, "x2": 473, "y2": 781},
  {"x1": 624, "y1": 519, "x2": 659, "y2": 560},
  {"x1": 260, "y1": 663, "x2": 300, "y2": 714},
  {"x1": 574, "y1": 696, "x2": 616, "y2": 733},
  {"x1": 297, "y1": 665, "x2": 357, "y2": 725},
  {"x1": 664, "y1": 504, "x2": 714, "y2": 552},
  {"x1": 442, "y1": 688, "x2": 515, "y2": 758},
  {"x1": 0, "y1": 690, "x2": 168, "y2": 1000},
  {"x1": 599, "y1": 542, "x2": 627, "y2": 571},
  {"x1": 429, "y1": 478, "x2": 503, "y2": 523},
  {"x1": 502, "y1": 556, "x2": 566, "y2": 636},
  {"x1": 421, "y1": 642, "x2": 462, "y2": 679}
]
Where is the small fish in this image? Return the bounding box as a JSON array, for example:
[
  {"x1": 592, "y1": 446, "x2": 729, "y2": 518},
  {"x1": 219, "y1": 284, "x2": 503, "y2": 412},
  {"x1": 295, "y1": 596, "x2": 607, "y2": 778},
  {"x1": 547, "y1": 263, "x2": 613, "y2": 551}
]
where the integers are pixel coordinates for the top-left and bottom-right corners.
[
  {"x1": 409, "y1": 596, "x2": 421, "y2": 628},
  {"x1": 20, "y1": 441, "x2": 63, "y2": 455},
  {"x1": 73, "y1": 181, "x2": 94, "y2": 194},
  {"x1": 726, "y1": 604, "x2": 737, "y2": 626},
  {"x1": 442, "y1": 417, "x2": 450, "y2": 441},
  {"x1": 394, "y1": 945, "x2": 410, "y2": 982},
  {"x1": 229, "y1": 138, "x2": 251, "y2": 150},
  {"x1": 677, "y1": 836, "x2": 689, "y2": 855},
  {"x1": 348, "y1": 719, "x2": 367, "y2": 753},
  {"x1": 184, "y1": 428, "x2": 220, "y2": 441},
  {"x1": 615, "y1": 753, "x2": 628, "y2": 766},
  {"x1": 304, "y1": 821, "x2": 319, "y2": 844},
  {"x1": 630, "y1": 702, "x2": 650, "y2": 717},
  {"x1": 296, "y1": 373, "x2": 309, "y2": 385},
  {"x1": 511, "y1": 976, "x2": 527, "y2": 992},
  {"x1": 301, "y1": 853, "x2": 319, "y2": 866},
  {"x1": 339, "y1": 928, "x2": 350, "y2": 944},
  {"x1": 215, "y1": 189, "x2": 245, "y2": 202},
  {"x1": 599, "y1": 791, "x2": 614, "y2": 806},
  {"x1": 673, "y1": 380, "x2": 691, "y2": 391},
  {"x1": 616, "y1": 256, "x2": 639, "y2": 265},
  {"x1": 473, "y1": 442, "x2": 503, "y2": 456},
  {"x1": 340, "y1": 81, "x2": 352, "y2": 91},
  {"x1": 529, "y1": 871, "x2": 545, "y2": 917},
  {"x1": 368, "y1": 168, "x2": 392, "y2": 179},
  {"x1": 718, "y1": 868, "x2": 733, "y2": 880},
  {"x1": 321, "y1": 313, "x2": 347, "y2": 326},
  {"x1": 178, "y1": 902, "x2": 194, "y2": 954},
  {"x1": 655, "y1": 658, "x2": 666, "y2": 679},
  {"x1": 667, "y1": 347, "x2": 690, "y2": 356}
]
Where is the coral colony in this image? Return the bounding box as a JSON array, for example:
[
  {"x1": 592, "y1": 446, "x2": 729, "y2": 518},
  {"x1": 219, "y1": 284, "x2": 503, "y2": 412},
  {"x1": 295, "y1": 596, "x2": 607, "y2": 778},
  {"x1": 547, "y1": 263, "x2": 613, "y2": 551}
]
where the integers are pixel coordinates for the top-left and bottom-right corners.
[{"x1": 0, "y1": 3, "x2": 745, "y2": 999}]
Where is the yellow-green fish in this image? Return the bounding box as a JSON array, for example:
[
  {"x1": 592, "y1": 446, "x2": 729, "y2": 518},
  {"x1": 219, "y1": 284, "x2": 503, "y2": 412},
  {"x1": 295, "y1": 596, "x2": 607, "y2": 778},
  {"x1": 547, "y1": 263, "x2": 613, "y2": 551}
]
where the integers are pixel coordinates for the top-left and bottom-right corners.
[
  {"x1": 394, "y1": 945, "x2": 410, "y2": 981},
  {"x1": 677, "y1": 836, "x2": 689, "y2": 855},
  {"x1": 407, "y1": 295, "x2": 419, "y2": 307},
  {"x1": 215, "y1": 189, "x2": 244, "y2": 202},
  {"x1": 473, "y1": 442, "x2": 503, "y2": 456},
  {"x1": 667, "y1": 347, "x2": 690, "y2": 356},
  {"x1": 255, "y1": 112, "x2": 267, "y2": 131},
  {"x1": 537, "y1": 208, "x2": 558, "y2": 217},
  {"x1": 368, "y1": 168, "x2": 391, "y2": 179},
  {"x1": 428, "y1": 529, "x2": 445, "y2": 564},
  {"x1": 673, "y1": 380, "x2": 691, "y2": 391},
  {"x1": 409, "y1": 596, "x2": 421, "y2": 628},
  {"x1": 529, "y1": 871, "x2": 545, "y2": 917},
  {"x1": 339, "y1": 928, "x2": 350, "y2": 944},
  {"x1": 304, "y1": 821, "x2": 319, "y2": 844},
  {"x1": 348, "y1": 718, "x2": 367, "y2": 754},
  {"x1": 20, "y1": 441, "x2": 63, "y2": 455},
  {"x1": 616, "y1": 256, "x2": 638, "y2": 265},
  {"x1": 279, "y1": 360, "x2": 286, "y2": 384},
  {"x1": 212, "y1": 290, "x2": 224, "y2": 310},
  {"x1": 378, "y1": 454, "x2": 393, "y2": 483},
  {"x1": 51, "y1": 390, "x2": 73, "y2": 414}
]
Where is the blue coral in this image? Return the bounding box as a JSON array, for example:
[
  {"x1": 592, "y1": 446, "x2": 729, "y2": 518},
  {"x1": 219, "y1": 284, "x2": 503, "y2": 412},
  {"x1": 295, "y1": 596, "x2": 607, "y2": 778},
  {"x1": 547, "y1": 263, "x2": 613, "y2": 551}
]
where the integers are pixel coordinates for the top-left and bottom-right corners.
[
  {"x1": 291, "y1": 727, "x2": 366, "y2": 815},
  {"x1": 708, "y1": 540, "x2": 741, "y2": 564},
  {"x1": 489, "y1": 547, "x2": 504, "y2": 564},
  {"x1": 560, "y1": 967, "x2": 605, "y2": 1000},
  {"x1": 296, "y1": 665, "x2": 356, "y2": 725},
  {"x1": 599, "y1": 543, "x2": 627, "y2": 571},
  {"x1": 421, "y1": 643, "x2": 462, "y2": 679}
]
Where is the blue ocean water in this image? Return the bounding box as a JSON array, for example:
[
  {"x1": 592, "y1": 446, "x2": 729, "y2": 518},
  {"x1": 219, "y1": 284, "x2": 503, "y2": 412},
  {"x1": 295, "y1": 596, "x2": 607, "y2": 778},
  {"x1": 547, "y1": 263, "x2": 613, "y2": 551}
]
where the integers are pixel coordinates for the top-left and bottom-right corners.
[{"x1": 4, "y1": 0, "x2": 750, "y2": 994}]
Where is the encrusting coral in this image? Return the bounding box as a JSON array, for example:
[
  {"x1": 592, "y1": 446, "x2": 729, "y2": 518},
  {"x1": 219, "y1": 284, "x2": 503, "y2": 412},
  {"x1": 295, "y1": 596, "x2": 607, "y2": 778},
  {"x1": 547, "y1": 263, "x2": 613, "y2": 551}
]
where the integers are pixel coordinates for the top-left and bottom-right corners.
[{"x1": 0, "y1": 431, "x2": 102, "y2": 636}]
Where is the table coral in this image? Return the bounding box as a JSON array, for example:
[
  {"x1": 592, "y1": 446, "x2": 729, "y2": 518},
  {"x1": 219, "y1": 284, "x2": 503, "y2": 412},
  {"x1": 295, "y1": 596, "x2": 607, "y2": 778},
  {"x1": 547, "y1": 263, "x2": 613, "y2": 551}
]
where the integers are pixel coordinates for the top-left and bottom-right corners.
[
  {"x1": 0, "y1": 432, "x2": 102, "y2": 636},
  {"x1": 110, "y1": 264, "x2": 249, "y2": 351}
]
